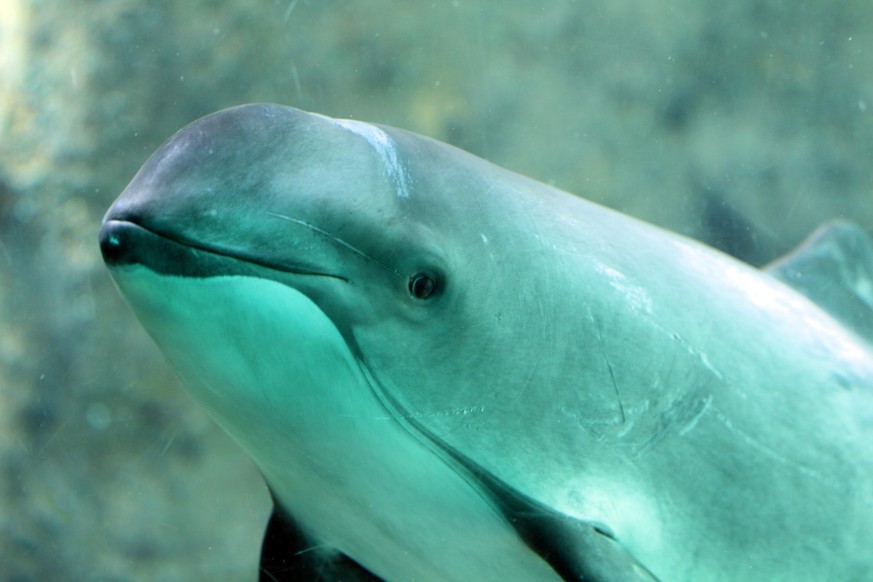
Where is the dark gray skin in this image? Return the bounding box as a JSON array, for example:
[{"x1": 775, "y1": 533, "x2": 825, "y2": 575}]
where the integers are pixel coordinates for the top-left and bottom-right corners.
[{"x1": 101, "y1": 104, "x2": 873, "y2": 581}]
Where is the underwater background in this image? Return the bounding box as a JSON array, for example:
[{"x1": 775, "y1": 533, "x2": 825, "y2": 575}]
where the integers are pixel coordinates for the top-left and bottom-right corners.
[{"x1": 2, "y1": 1, "x2": 872, "y2": 580}]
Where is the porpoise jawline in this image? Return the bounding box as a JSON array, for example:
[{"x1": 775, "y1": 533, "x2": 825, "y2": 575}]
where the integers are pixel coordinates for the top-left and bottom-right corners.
[{"x1": 115, "y1": 218, "x2": 350, "y2": 282}]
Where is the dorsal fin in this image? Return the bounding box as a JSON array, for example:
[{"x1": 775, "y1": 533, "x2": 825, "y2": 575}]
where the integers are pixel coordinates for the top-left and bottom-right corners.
[{"x1": 766, "y1": 220, "x2": 873, "y2": 344}]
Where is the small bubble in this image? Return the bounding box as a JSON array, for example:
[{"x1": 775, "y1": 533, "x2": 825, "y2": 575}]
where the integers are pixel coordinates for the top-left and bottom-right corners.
[{"x1": 87, "y1": 403, "x2": 112, "y2": 431}]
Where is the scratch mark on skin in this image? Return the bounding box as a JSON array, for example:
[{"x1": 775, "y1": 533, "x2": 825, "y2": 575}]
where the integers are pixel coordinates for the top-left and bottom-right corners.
[
  {"x1": 633, "y1": 389, "x2": 715, "y2": 459},
  {"x1": 372, "y1": 406, "x2": 487, "y2": 423},
  {"x1": 596, "y1": 320, "x2": 627, "y2": 426},
  {"x1": 710, "y1": 405, "x2": 841, "y2": 490},
  {"x1": 510, "y1": 355, "x2": 542, "y2": 407},
  {"x1": 602, "y1": 348, "x2": 627, "y2": 425},
  {"x1": 594, "y1": 262, "x2": 653, "y2": 315},
  {"x1": 320, "y1": 116, "x2": 411, "y2": 199},
  {"x1": 651, "y1": 323, "x2": 725, "y2": 383},
  {"x1": 268, "y1": 212, "x2": 401, "y2": 278},
  {"x1": 593, "y1": 261, "x2": 724, "y2": 385},
  {"x1": 677, "y1": 395, "x2": 713, "y2": 436}
]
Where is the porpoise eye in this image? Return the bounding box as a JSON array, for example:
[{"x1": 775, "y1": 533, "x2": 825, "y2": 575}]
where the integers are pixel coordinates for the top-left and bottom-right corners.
[{"x1": 408, "y1": 272, "x2": 438, "y2": 300}]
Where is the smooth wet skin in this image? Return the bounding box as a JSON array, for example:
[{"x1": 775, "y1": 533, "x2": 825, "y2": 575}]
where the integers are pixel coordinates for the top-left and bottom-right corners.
[{"x1": 101, "y1": 104, "x2": 873, "y2": 581}]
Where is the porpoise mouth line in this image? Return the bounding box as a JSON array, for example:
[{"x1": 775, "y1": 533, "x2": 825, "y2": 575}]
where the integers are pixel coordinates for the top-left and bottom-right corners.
[{"x1": 106, "y1": 219, "x2": 350, "y2": 282}]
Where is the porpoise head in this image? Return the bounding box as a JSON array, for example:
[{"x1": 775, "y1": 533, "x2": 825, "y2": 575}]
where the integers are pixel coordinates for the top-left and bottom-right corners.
[{"x1": 99, "y1": 104, "x2": 572, "y2": 444}]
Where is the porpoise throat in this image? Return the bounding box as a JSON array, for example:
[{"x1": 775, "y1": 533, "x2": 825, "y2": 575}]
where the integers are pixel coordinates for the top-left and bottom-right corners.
[{"x1": 100, "y1": 104, "x2": 873, "y2": 581}]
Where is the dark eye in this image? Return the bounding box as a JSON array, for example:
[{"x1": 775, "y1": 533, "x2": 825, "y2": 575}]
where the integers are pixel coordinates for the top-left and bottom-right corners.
[{"x1": 408, "y1": 272, "x2": 438, "y2": 300}]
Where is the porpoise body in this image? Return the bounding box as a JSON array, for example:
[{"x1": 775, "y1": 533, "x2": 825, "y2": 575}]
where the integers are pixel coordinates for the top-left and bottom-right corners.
[{"x1": 100, "y1": 104, "x2": 873, "y2": 581}]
